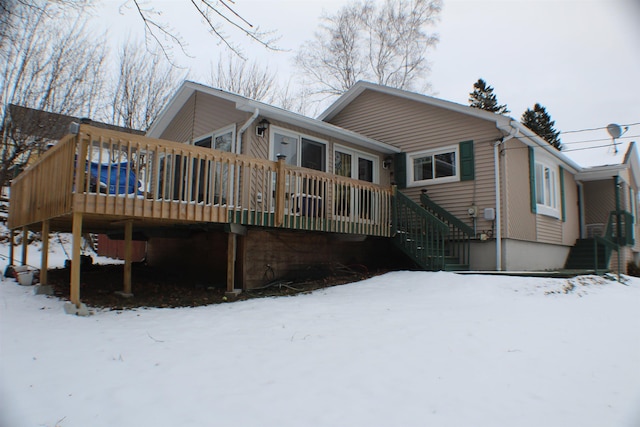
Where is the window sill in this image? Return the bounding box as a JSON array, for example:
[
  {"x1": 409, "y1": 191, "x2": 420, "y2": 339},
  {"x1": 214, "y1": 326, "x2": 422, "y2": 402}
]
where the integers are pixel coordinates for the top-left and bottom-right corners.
[
  {"x1": 409, "y1": 176, "x2": 459, "y2": 187},
  {"x1": 536, "y1": 204, "x2": 560, "y2": 219}
]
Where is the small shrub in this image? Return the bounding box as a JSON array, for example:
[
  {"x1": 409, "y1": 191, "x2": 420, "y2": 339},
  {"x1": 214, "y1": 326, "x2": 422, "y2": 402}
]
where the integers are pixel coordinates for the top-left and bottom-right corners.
[{"x1": 626, "y1": 261, "x2": 640, "y2": 277}]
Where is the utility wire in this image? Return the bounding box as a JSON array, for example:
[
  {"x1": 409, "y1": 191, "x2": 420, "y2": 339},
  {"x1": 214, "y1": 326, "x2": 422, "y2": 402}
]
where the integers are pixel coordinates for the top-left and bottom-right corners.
[
  {"x1": 560, "y1": 134, "x2": 640, "y2": 146},
  {"x1": 559, "y1": 121, "x2": 640, "y2": 135}
]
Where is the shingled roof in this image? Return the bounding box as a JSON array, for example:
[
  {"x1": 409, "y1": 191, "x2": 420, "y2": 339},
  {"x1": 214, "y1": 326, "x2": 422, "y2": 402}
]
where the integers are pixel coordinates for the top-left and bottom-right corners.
[{"x1": 5, "y1": 104, "x2": 144, "y2": 140}]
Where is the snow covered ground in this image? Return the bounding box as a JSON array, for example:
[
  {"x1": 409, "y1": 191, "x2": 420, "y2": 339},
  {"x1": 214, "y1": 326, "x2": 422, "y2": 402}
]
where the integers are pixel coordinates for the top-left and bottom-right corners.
[{"x1": 1, "y1": 239, "x2": 639, "y2": 427}]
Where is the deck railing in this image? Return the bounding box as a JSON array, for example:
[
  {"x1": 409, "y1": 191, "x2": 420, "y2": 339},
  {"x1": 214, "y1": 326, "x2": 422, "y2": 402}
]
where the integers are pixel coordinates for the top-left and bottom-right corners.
[{"x1": 9, "y1": 125, "x2": 392, "y2": 237}]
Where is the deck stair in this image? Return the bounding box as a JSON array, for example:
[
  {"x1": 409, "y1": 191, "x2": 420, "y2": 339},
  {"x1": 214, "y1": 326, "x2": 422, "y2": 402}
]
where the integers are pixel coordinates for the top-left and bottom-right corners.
[
  {"x1": 564, "y1": 210, "x2": 631, "y2": 272},
  {"x1": 564, "y1": 238, "x2": 610, "y2": 270},
  {"x1": 392, "y1": 190, "x2": 470, "y2": 271}
]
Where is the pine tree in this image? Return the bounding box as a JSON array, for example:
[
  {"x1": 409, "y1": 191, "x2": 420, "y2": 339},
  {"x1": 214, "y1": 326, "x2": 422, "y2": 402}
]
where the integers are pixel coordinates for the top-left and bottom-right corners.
[
  {"x1": 468, "y1": 78, "x2": 509, "y2": 114},
  {"x1": 521, "y1": 103, "x2": 562, "y2": 150}
]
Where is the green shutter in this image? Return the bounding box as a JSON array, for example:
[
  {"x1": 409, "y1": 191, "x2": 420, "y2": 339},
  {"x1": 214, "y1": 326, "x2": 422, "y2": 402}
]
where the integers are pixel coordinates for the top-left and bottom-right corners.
[
  {"x1": 459, "y1": 140, "x2": 474, "y2": 181},
  {"x1": 394, "y1": 153, "x2": 407, "y2": 189},
  {"x1": 529, "y1": 146, "x2": 537, "y2": 214},
  {"x1": 559, "y1": 166, "x2": 566, "y2": 222}
]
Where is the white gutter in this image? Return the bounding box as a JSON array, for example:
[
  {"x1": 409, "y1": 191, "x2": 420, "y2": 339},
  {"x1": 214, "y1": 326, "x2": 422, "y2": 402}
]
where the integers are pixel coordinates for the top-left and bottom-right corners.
[
  {"x1": 236, "y1": 108, "x2": 259, "y2": 154},
  {"x1": 494, "y1": 125, "x2": 519, "y2": 271}
]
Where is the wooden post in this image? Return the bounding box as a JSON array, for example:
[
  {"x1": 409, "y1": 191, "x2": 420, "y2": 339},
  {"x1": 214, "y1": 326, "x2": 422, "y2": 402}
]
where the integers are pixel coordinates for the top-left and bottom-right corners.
[
  {"x1": 21, "y1": 226, "x2": 28, "y2": 266},
  {"x1": 275, "y1": 155, "x2": 286, "y2": 227},
  {"x1": 70, "y1": 212, "x2": 83, "y2": 307},
  {"x1": 40, "y1": 220, "x2": 50, "y2": 285},
  {"x1": 226, "y1": 232, "x2": 237, "y2": 293},
  {"x1": 123, "y1": 220, "x2": 133, "y2": 295}
]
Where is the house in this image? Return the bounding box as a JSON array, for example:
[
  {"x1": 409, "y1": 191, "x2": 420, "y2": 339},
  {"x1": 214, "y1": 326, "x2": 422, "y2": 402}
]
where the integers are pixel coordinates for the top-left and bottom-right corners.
[
  {"x1": 8, "y1": 81, "x2": 402, "y2": 309},
  {"x1": 7, "y1": 80, "x2": 638, "y2": 311},
  {"x1": 319, "y1": 81, "x2": 639, "y2": 273}
]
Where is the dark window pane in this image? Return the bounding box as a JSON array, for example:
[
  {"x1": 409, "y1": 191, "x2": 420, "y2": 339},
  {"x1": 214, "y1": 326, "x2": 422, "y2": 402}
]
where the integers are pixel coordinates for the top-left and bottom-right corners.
[
  {"x1": 358, "y1": 158, "x2": 373, "y2": 182},
  {"x1": 435, "y1": 152, "x2": 455, "y2": 178},
  {"x1": 301, "y1": 138, "x2": 326, "y2": 171},
  {"x1": 413, "y1": 156, "x2": 433, "y2": 181}
]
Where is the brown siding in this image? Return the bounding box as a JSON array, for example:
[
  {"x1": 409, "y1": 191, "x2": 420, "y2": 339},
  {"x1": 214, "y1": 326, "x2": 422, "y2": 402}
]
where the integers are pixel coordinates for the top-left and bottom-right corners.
[{"x1": 329, "y1": 90, "x2": 502, "y2": 235}]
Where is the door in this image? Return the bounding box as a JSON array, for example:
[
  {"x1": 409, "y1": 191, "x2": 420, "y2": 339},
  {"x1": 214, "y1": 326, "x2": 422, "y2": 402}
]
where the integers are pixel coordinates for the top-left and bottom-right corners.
[{"x1": 334, "y1": 146, "x2": 378, "y2": 220}]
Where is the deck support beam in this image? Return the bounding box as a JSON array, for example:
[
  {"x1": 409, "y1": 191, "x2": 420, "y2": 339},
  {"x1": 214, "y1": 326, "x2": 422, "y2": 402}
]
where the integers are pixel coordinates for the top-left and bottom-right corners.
[
  {"x1": 123, "y1": 220, "x2": 133, "y2": 295},
  {"x1": 21, "y1": 226, "x2": 28, "y2": 266},
  {"x1": 34, "y1": 220, "x2": 54, "y2": 295},
  {"x1": 226, "y1": 232, "x2": 237, "y2": 295},
  {"x1": 40, "y1": 220, "x2": 49, "y2": 285},
  {"x1": 70, "y1": 212, "x2": 83, "y2": 307}
]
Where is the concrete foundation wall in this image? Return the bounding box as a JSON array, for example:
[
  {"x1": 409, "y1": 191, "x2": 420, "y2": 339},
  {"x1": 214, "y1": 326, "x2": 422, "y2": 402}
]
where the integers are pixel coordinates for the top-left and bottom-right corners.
[
  {"x1": 503, "y1": 239, "x2": 570, "y2": 271},
  {"x1": 470, "y1": 239, "x2": 570, "y2": 271}
]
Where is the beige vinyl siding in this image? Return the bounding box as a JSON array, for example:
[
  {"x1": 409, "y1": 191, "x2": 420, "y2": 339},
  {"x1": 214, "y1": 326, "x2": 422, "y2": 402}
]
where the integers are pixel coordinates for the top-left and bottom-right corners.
[
  {"x1": 329, "y1": 90, "x2": 501, "y2": 233},
  {"x1": 159, "y1": 92, "x2": 250, "y2": 145},
  {"x1": 159, "y1": 93, "x2": 197, "y2": 142},
  {"x1": 157, "y1": 91, "x2": 391, "y2": 185},
  {"x1": 583, "y1": 180, "x2": 616, "y2": 233},
  {"x1": 562, "y1": 170, "x2": 580, "y2": 245},
  {"x1": 503, "y1": 139, "x2": 536, "y2": 241},
  {"x1": 536, "y1": 215, "x2": 562, "y2": 244}
]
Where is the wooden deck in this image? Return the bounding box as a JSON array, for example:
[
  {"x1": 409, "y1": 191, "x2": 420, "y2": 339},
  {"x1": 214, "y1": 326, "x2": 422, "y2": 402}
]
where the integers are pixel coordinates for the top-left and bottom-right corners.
[
  {"x1": 8, "y1": 125, "x2": 393, "y2": 308},
  {"x1": 9, "y1": 125, "x2": 392, "y2": 236}
]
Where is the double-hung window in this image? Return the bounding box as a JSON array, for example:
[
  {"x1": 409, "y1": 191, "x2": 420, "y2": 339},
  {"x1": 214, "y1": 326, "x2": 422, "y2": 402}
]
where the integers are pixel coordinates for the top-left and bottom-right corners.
[
  {"x1": 409, "y1": 146, "x2": 458, "y2": 186},
  {"x1": 535, "y1": 162, "x2": 558, "y2": 216}
]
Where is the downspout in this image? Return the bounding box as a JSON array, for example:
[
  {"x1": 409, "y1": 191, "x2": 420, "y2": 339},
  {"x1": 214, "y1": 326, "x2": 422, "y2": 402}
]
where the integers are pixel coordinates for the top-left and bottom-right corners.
[
  {"x1": 577, "y1": 181, "x2": 585, "y2": 238},
  {"x1": 236, "y1": 108, "x2": 260, "y2": 155},
  {"x1": 494, "y1": 124, "x2": 519, "y2": 271}
]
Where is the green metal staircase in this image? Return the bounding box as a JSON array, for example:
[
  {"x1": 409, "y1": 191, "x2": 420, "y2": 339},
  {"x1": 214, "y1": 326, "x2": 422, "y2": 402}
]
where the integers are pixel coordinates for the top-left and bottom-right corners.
[
  {"x1": 564, "y1": 210, "x2": 633, "y2": 272},
  {"x1": 392, "y1": 189, "x2": 472, "y2": 271}
]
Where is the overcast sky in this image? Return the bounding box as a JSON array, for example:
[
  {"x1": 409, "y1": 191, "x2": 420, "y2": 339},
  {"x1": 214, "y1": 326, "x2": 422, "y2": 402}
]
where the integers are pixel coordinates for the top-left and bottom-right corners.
[{"x1": 96, "y1": 0, "x2": 639, "y2": 167}]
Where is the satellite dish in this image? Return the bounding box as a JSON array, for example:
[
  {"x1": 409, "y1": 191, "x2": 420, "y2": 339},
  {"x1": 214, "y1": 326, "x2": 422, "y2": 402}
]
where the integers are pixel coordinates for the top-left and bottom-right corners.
[{"x1": 607, "y1": 123, "x2": 623, "y2": 139}]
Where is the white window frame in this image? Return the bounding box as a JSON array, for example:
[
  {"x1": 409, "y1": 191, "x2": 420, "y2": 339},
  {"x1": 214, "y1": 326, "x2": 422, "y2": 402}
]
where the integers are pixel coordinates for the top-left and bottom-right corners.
[
  {"x1": 192, "y1": 124, "x2": 236, "y2": 153},
  {"x1": 408, "y1": 145, "x2": 459, "y2": 186},
  {"x1": 269, "y1": 126, "x2": 328, "y2": 172},
  {"x1": 333, "y1": 144, "x2": 380, "y2": 184},
  {"x1": 534, "y1": 156, "x2": 560, "y2": 219}
]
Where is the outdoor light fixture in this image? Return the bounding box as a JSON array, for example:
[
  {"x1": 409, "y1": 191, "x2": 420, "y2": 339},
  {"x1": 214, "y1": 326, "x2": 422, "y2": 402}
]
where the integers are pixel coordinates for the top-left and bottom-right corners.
[
  {"x1": 256, "y1": 118, "x2": 270, "y2": 137},
  {"x1": 383, "y1": 156, "x2": 393, "y2": 169}
]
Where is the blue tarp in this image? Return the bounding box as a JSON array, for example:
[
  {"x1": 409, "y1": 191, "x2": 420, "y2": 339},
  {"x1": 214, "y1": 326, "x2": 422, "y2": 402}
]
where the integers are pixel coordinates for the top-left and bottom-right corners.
[{"x1": 88, "y1": 162, "x2": 139, "y2": 195}]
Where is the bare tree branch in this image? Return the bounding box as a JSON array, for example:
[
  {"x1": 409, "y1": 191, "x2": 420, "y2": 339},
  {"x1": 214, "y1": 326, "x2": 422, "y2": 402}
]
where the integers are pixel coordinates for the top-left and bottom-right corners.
[
  {"x1": 294, "y1": 0, "x2": 441, "y2": 102},
  {"x1": 130, "y1": 0, "x2": 281, "y2": 63},
  {"x1": 108, "y1": 39, "x2": 186, "y2": 131}
]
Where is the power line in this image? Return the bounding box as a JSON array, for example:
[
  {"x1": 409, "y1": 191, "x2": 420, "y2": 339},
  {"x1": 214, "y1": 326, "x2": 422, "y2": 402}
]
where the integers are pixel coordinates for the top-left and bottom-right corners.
[
  {"x1": 560, "y1": 134, "x2": 640, "y2": 146},
  {"x1": 559, "y1": 121, "x2": 640, "y2": 135},
  {"x1": 562, "y1": 143, "x2": 624, "y2": 153}
]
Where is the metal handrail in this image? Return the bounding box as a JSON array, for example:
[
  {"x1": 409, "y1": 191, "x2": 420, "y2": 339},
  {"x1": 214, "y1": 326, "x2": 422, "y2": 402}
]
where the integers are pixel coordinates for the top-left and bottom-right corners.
[
  {"x1": 420, "y1": 192, "x2": 473, "y2": 267},
  {"x1": 393, "y1": 189, "x2": 449, "y2": 270}
]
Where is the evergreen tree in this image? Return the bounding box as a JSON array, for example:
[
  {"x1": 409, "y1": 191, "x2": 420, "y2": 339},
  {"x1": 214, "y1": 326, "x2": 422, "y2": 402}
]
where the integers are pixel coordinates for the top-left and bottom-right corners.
[
  {"x1": 521, "y1": 103, "x2": 562, "y2": 150},
  {"x1": 468, "y1": 78, "x2": 509, "y2": 114}
]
